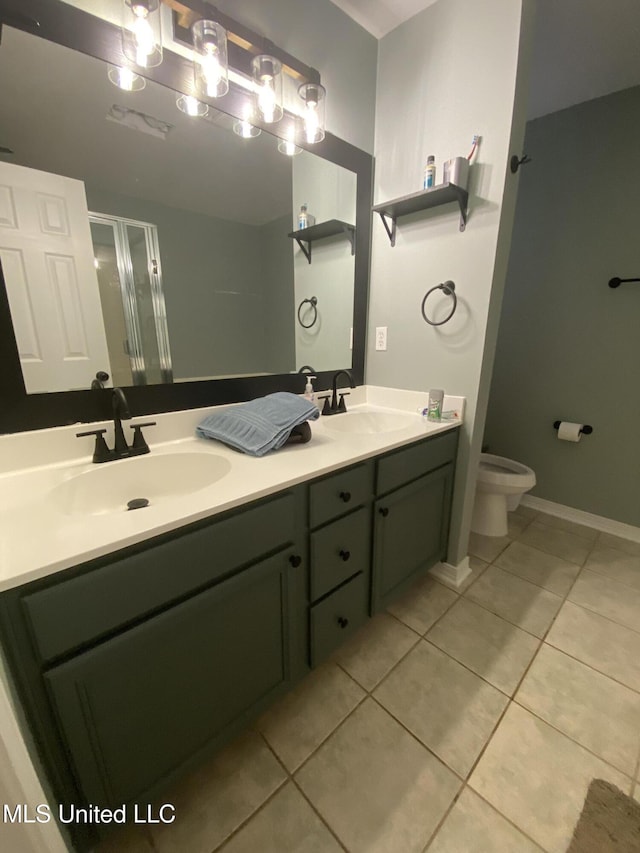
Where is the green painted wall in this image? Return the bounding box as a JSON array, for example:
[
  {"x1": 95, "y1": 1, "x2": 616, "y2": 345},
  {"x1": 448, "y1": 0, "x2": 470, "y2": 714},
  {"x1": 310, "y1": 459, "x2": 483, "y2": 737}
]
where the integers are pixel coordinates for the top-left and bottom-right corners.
[{"x1": 485, "y1": 85, "x2": 640, "y2": 526}]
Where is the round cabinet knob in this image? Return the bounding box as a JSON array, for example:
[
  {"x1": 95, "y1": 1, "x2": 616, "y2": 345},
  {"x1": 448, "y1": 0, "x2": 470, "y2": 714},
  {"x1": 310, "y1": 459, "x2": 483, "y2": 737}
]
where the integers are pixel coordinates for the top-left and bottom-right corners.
[
  {"x1": 379, "y1": 507, "x2": 389, "y2": 517},
  {"x1": 289, "y1": 555, "x2": 302, "y2": 568},
  {"x1": 339, "y1": 491, "x2": 351, "y2": 503},
  {"x1": 337, "y1": 616, "x2": 349, "y2": 629},
  {"x1": 339, "y1": 549, "x2": 351, "y2": 562}
]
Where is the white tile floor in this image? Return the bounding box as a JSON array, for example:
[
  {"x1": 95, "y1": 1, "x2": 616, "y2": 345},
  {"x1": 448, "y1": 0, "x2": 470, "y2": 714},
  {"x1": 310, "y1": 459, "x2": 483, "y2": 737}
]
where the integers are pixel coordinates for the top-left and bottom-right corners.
[{"x1": 102, "y1": 507, "x2": 640, "y2": 853}]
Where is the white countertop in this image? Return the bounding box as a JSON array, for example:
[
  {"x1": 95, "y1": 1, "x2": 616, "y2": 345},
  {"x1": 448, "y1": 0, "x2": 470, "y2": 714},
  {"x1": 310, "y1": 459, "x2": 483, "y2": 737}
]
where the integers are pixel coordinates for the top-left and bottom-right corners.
[{"x1": 0, "y1": 386, "x2": 463, "y2": 592}]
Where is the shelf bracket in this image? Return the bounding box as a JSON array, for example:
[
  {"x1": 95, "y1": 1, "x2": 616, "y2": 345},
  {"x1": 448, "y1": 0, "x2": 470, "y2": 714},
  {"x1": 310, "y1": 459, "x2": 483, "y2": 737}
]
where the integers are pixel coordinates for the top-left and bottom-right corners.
[
  {"x1": 376, "y1": 211, "x2": 397, "y2": 247},
  {"x1": 293, "y1": 236, "x2": 312, "y2": 264},
  {"x1": 455, "y1": 188, "x2": 469, "y2": 232},
  {"x1": 340, "y1": 223, "x2": 356, "y2": 255}
]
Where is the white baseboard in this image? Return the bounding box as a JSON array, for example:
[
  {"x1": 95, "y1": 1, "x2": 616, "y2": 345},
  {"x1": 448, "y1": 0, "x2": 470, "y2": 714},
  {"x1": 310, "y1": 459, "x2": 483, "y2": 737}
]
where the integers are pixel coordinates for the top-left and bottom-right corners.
[
  {"x1": 430, "y1": 556, "x2": 472, "y2": 589},
  {"x1": 521, "y1": 495, "x2": 640, "y2": 544}
]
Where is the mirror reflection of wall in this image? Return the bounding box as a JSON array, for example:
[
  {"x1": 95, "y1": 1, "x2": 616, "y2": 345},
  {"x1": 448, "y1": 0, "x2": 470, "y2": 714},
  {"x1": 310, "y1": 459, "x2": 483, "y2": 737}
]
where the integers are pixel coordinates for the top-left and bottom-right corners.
[{"x1": 0, "y1": 24, "x2": 358, "y2": 394}]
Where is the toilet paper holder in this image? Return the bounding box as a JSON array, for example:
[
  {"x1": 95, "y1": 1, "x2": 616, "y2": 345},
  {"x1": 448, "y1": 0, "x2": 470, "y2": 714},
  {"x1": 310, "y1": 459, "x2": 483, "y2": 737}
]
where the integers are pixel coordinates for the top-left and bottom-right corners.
[{"x1": 553, "y1": 421, "x2": 593, "y2": 435}]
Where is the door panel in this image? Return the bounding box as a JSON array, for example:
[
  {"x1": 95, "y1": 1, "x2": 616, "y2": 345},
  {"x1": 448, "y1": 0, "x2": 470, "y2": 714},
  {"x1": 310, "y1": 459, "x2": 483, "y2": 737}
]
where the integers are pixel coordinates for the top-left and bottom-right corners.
[{"x1": 0, "y1": 161, "x2": 111, "y2": 392}]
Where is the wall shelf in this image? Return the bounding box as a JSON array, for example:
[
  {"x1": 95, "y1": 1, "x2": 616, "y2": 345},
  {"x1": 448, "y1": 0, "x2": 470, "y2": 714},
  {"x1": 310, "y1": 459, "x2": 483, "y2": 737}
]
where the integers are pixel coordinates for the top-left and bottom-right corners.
[
  {"x1": 373, "y1": 182, "x2": 469, "y2": 245},
  {"x1": 288, "y1": 219, "x2": 356, "y2": 264}
]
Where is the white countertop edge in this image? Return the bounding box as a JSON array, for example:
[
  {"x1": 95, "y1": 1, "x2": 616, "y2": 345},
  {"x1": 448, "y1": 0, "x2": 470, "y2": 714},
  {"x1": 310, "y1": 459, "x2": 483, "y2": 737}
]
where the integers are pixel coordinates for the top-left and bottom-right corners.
[{"x1": 0, "y1": 387, "x2": 464, "y2": 591}]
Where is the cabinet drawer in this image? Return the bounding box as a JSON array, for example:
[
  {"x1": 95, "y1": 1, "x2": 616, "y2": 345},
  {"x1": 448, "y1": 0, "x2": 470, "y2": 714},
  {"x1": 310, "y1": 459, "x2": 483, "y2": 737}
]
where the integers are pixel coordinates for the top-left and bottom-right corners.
[
  {"x1": 23, "y1": 490, "x2": 299, "y2": 663},
  {"x1": 309, "y1": 463, "x2": 372, "y2": 527},
  {"x1": 376, "y1": 430, "x2": 458, "y2": 495},
  {"x1": 310, "y1": 572, "x2": 369, "y2": 667},
  {"x1": 310, "y1": 507, "x2": 370, "y2": 601}
]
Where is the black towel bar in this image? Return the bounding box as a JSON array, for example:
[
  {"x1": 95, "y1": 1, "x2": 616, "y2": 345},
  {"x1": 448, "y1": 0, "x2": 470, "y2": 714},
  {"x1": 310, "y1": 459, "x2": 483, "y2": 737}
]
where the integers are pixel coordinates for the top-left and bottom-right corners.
[{"x1": 553, "y1": 421, "x2": 593, "y2": 435}]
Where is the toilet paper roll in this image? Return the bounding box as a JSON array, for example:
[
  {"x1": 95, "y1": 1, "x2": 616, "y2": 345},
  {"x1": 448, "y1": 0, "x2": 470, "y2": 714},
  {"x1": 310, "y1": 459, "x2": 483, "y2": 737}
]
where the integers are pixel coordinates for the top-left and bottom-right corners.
[{"x1": 557, "y1": 421, "x2": 582, "y2": 442}]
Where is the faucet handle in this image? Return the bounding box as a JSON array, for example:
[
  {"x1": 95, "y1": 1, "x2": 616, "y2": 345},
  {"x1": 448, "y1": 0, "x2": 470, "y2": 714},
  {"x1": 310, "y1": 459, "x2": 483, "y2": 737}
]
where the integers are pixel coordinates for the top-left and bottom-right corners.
[
  {"x1": 76, "y1": 428, "x2": 111, "y2": 463},
  {"x1": 337, "y1": 392, "x2": 350, "y2": 413},
  {"x1": 129, "y1": 421, "x2": 156, "y2": 454},
  {"x1": 317, "y1": 395, "x2": 332, "y2": 416}
]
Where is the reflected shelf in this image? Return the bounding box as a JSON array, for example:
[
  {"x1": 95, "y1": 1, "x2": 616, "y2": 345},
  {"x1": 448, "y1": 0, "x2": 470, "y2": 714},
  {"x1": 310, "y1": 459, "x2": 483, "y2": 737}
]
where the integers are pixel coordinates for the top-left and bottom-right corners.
[
  {"x1": 288, "y1": 219, "x2": 356, "y2": 264},
  {"x1": 373, "y1": 182, "x2": 469, "y2": 245}
]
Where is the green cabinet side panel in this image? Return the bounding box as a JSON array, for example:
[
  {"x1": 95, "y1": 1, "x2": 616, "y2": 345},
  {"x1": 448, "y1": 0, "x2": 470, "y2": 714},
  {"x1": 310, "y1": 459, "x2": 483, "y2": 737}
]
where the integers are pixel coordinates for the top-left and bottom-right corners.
[
  {"x1": 372, "y1": 463, "x2": 453, "y2": 611},
  {"x1": 44, "y1": 552, "x2": 290, "y2": 808}
]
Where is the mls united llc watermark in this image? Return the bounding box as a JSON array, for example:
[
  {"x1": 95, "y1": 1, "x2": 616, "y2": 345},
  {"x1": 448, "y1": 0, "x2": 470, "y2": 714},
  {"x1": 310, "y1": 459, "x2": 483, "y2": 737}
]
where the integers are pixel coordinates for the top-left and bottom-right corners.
[{"x1": 3, "y1": 803, "x2": 176, "y2": 825}]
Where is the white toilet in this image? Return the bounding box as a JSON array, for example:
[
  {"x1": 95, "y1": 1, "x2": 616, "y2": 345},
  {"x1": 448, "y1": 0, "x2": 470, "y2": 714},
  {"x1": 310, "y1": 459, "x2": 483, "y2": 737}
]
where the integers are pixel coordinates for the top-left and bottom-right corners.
[{"x1": 471, "y1": 453, "x2": 536, "y2": 537}]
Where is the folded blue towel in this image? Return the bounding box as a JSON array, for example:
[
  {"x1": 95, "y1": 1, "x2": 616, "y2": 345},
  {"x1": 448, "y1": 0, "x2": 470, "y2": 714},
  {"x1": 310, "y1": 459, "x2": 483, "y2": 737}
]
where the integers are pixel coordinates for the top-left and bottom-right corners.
[{"x1": 196, "y1": 392, "x2": 320, "y2": 457}]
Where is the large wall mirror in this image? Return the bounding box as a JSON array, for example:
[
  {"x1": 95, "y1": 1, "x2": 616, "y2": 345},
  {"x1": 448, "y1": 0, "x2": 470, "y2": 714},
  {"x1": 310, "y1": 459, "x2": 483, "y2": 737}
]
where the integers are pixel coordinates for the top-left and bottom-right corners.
[{"x1": 0, "y1": 0, "x2": 372, "y2": 432}]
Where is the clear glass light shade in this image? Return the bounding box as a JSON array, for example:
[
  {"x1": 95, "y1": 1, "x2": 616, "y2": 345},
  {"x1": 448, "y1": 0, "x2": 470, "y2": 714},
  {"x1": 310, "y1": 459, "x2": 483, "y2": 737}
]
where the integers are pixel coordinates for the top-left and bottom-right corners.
[
  {"x1": 122, "y1": 0, "x2": 162, "y2": 69},
  {"x1": 251, "y1": 55, "x2": 283, "y2": 124},
  {"x1": 176, "y1": 95, "x2": 208, "y2": 117},
  {"x1": 232, "y1": 103, "x2": 261, "y2": 138},
  {"x1": 192, "y1": 19, "x2": 229, "y2": 99},
  {"x1": 277, "y1": 126, "x2": 301, "y2": 156},
  {"x1": 108, "y1": 65, "x2": 146, "y2": 91},
  {"x1": 298, "y1": 82, "x2": 326, "y2": 144}
]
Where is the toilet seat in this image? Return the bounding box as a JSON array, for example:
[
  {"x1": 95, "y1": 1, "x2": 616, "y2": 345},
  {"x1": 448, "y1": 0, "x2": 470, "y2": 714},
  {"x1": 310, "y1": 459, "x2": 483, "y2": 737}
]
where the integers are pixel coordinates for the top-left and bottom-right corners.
[{"x1": 476, "y1": 453, "x2": 536, "y2": 495}]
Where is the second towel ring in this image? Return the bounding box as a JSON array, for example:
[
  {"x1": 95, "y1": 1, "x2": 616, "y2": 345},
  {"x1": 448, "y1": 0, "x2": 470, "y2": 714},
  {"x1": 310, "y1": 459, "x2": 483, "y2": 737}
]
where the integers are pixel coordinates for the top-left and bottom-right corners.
[
  {"x1": 297, "y1": 296, "x2": 318, "y2": 329},
  {"x1": 421, "y1": 280, "x2": 457, "y2": 326}
]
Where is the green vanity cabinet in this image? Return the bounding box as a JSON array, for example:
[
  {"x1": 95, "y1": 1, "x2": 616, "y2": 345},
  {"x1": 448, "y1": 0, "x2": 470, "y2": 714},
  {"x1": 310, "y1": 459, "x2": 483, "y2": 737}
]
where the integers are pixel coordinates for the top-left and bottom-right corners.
[
  {"x1": 0, "y1": 427, "x2": 459, "y2": 851},
  {"x1": 372, "y1": 431, "x2": 457, "y2": 611}
]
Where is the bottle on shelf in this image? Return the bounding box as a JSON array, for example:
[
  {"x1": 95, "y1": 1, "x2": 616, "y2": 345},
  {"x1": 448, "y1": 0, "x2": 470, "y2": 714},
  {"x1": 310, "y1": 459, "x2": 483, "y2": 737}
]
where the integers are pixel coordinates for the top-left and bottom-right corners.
[
  {"x1": 423, "y1": 155, "x2": 436, "y2": 189},
  {"x1": 298, "y1": 203, "x2": 308, "y2": 230}
]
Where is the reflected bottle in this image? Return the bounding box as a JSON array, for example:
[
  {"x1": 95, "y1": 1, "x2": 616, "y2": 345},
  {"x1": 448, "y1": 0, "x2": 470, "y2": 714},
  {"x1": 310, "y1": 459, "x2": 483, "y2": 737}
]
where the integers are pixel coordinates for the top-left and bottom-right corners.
[{"x1": 298, "y1": 203, "x2": 308, "y2": 230}]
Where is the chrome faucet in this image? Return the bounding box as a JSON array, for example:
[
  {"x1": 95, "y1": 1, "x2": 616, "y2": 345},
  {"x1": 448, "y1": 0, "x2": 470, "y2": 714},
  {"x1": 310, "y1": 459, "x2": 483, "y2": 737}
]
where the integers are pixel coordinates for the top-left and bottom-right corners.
[
  {"x1": 319, "y1": 369, "x2": 356, "y2": 415},
  {"x1": 76, "y1": 387, "x2": 156, "y2": 463}
]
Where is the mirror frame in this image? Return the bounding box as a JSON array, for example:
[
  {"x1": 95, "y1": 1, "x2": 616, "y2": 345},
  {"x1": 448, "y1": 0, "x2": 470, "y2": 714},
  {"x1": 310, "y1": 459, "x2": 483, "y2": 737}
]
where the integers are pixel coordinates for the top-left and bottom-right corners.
[{"x1": 0, "y1": 0, "x2": 372, "y2": 433}]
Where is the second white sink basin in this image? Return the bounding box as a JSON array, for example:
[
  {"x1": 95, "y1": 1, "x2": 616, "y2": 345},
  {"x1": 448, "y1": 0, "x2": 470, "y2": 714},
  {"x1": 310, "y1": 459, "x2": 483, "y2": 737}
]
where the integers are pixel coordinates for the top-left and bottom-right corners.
[
  {"x1": 52, "y1": 451, "x2": 232, "y2": 516},
  {"x1": 322, "y1": 410, "x2": 416, "y2": 435}
]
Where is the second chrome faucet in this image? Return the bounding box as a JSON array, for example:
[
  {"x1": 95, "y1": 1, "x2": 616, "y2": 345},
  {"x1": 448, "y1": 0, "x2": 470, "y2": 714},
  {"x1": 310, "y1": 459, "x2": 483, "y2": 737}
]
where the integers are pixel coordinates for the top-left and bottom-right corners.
[{"x1": 77, "y1": 388, "x2": 156, "y2": 463}]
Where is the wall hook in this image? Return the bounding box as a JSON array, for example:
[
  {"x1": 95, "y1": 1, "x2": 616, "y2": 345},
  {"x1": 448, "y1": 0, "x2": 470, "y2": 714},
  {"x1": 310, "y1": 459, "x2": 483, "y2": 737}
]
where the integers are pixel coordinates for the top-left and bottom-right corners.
[
  {"x1": 608, "y1": 276, "x2": 640, "y2": 289},
  {"x1": 510, "y1": 154, "x2": 532, "y2": 174}
]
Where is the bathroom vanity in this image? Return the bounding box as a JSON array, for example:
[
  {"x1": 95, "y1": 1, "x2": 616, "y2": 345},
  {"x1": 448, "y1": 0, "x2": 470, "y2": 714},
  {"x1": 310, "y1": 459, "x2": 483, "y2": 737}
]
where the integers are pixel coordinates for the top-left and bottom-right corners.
[{"x1": 0, "y1": 392, "x2": 460, "y2": 850}]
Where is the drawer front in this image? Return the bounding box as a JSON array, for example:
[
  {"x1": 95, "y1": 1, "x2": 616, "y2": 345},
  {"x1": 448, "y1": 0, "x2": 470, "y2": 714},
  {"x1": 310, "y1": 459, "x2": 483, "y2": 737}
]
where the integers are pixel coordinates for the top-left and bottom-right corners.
[
  {"x1": 23, "y1": 490, "x2": 299, "y2": 663},
  {"x1": 310, "y1": 572, "x2": 369, "y2": 667},
  {"x1": 310, "y1": 507, "x2": 370, "y2": 601},
  {"x1": 309, "y1": 463, "x2": 373, "y2": 528},
  {"x1": 376, "y1": 429, "x2": 458, "y2": 495}
]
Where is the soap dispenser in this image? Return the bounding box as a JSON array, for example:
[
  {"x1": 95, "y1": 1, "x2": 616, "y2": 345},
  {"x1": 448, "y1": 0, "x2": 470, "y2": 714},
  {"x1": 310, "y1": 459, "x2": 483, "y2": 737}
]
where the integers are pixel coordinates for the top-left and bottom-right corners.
[{"x1": 304, "y1": 375, "x2": 317, "y2": 403}]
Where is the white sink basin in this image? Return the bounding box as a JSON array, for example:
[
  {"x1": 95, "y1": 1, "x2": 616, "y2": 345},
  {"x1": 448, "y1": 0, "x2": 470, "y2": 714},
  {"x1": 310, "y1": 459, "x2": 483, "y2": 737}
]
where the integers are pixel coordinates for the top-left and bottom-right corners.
[
  {"x1": 322, "y1": 411, "x2": 416, "y2": 435},
  {"x1": 52, "y1": 452, "x2": 231, "y2": 516}
]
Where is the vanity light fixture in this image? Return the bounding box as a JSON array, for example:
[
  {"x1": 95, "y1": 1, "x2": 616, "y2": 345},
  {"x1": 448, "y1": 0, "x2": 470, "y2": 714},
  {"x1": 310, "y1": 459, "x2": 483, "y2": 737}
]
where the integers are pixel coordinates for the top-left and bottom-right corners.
[
  {"x1": 176, "y1": 94, "x2": 208, "y2": 117},
  {"x1": 232, "y1": 104, "x2": 261, "y2": 138},
  {"x1": 108, "y1": 65, "x2": 146, "y2": 91},
  {"x1": 192, "y1": 19, "x2": 229, "y2": 99},
  {"x1": 251, "y1": 55, "x2": 283, "y2": 124},
  {"x1": 122, "y1": 0, "x2": 163, "y2": 68},
  {"x1": 298, "y1": 82, "x2": 326, "y2": 144}
]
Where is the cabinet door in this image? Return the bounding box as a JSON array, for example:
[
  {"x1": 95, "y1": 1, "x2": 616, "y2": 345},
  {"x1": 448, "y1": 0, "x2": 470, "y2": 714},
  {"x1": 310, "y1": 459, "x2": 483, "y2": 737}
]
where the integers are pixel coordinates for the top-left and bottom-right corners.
[
  {"x1": 372, "y1": 464, "x2": 453, "y2": 611},
  {"x1": 44, "y1": 552, "x2": 291, "y2": 808}
]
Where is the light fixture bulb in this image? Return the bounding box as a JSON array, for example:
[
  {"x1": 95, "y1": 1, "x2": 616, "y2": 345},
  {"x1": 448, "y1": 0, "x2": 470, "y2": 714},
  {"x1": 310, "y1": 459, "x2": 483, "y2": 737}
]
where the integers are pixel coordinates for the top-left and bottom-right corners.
[
  {"x1": 108, "y1": 65, "x2": 146, "y2": 91},
  {"x1": 176, "y1": 94, "x2": 208, "y2": 117},
  {"x1": 232, "y1": 105, "x2": 261, "y2": 138},
  {"x1": 123, "y1": 0, "x2": 162, "y2": 68},
  {"x1": 298, "y1": 82, "x2": 326, "y2": 144},
  {"x1": 277, "y1": 127, "x2": 301, "y2": 156},
  {"x1": 251, "y1": 55, "x2": 283, "y2": 124},
  {"x1": 192, "y1": 20, "x2": 229, "y2": 99}
]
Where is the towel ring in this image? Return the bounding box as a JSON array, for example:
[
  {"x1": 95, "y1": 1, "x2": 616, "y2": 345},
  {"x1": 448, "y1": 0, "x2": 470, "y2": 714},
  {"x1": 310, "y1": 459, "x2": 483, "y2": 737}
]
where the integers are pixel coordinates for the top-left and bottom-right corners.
[
  {"x1": 421, "y1": 280, "x2": 457, "y2": 326},
  {"x1": 297, "y1": 296, "x2": 318, "y2": 329}
]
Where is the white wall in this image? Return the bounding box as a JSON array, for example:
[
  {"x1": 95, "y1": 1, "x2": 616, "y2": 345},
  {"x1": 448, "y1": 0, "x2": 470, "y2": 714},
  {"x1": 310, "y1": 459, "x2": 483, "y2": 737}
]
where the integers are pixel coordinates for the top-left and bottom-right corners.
[{"x1": 367, "y1": 0, "x2": 535, "y2": 563}]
